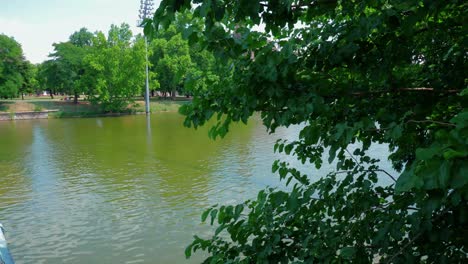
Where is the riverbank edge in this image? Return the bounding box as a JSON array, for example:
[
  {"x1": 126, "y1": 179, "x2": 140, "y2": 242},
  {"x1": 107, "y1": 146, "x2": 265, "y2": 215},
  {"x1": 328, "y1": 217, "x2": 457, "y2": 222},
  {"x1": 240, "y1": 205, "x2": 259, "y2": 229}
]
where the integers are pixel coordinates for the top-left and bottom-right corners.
[
  {"x1": 0, "y1": 109, "x2": 184, "y2": 121},
  {"x1": 0, "y1": 100, "x2": 188, "y2": 121},
  {"x1": 0, "y1": 110, "x2": 59, "y2": 121}
]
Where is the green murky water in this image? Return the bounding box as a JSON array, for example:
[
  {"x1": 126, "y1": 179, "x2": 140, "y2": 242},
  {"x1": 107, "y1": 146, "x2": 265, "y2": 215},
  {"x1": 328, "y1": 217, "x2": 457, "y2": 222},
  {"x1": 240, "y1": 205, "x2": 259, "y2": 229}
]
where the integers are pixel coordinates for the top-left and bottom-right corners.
[
  {"x1": 0, "y1": 113, "x2": 395, "y2": 263},
  {"x1": 0, "y1": 113, "x2": 300, "y2": 263}
]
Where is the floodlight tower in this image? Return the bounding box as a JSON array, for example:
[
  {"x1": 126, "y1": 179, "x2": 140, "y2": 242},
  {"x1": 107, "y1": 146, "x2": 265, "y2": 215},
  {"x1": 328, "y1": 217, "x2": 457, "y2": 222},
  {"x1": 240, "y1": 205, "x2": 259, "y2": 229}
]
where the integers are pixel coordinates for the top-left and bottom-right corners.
[{"x1": 138, "y1": 0, "x2": 154, "y2": 115}]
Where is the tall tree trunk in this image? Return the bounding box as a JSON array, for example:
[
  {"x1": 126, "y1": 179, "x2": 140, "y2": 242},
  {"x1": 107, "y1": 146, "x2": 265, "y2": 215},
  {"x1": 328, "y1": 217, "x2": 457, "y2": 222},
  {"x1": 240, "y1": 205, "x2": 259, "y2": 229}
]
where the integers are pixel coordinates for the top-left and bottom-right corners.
[
  {"x1": 171, "y1": 88, "x2": 176, "y2": 100},
  {"x1": 74, "y1": 92, "x2": 78, "y2": 104},
  {"x1": 21, "y1": 93, "x2": 24, "y2": 100},
  {"x1": 49, "y1": 90, "x2": 54, "y2": 99}
]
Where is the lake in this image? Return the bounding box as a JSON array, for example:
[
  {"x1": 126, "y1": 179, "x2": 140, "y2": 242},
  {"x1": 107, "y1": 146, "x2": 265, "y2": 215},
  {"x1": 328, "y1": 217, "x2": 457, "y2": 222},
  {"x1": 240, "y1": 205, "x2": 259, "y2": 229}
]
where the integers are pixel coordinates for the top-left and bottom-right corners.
[{"x1": 0, "y1": 113, "x2": 395, "y2": 263}]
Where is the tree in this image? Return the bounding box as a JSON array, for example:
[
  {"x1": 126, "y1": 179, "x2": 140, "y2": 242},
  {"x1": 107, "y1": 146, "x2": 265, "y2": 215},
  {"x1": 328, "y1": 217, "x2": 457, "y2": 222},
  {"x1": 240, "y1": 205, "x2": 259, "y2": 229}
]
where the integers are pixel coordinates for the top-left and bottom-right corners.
[
  {"x1": 184, "y1": 48, "x2": 221, "y2": 97},
  {"x1": 85, "y1": 24, "x2": 146, "y2": 112},
  {"x1": 0, "y1": 34, "x2": 25, "y2": 99},
  {"x1": 148, "y1": 11, "x2": 223, "y2": 99},
  {"x1": 47, "y1": 28, "x2": 94, "y2": 103},
  {"x1": 67, "y1": 28, "x2": 95, "y2": 103},
  {"x1": 108, "y1": 23, "x2": 132, "y2": 47},
  {"x1": 18, "y1": 61, "x2": 38, "y2": 99},
  {"x1": 69, "y1": 27, "x2": 94, "y2": 47},
  {"x1": 149, "y1": 1, "x2": 467, "y2": 263},
  {"x1": 37, "y1": 60, "x2": 65, "y2": 99},
  {"x1": 150, "y1": 32, "x2": 193, "y2": 99}
]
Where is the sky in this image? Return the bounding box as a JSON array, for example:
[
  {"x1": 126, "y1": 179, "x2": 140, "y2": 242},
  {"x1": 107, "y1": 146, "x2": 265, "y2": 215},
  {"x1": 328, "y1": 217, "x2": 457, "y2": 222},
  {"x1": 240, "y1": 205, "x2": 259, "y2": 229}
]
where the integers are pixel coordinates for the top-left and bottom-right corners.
[{"x1": 0, "y1": 0, "x2": 161, "y2": 64}]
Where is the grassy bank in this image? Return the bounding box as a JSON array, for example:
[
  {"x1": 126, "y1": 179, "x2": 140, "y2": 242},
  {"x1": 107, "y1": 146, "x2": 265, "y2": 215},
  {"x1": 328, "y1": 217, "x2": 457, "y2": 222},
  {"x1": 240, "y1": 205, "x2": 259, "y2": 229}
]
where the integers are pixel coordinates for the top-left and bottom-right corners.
[
  {"x1": 0, "y1": 97, "x2": 189, "y2": 118},
  {"x1": 132, "y1": 98, "x2": 189, "y2": 113}
]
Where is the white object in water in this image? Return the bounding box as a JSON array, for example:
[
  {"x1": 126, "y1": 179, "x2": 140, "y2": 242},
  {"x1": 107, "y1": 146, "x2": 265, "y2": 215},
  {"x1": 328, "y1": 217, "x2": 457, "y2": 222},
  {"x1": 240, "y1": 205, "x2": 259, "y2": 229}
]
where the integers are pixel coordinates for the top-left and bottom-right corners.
[{"x1": 0, "y1": 223, "x2": 14, "y2": 264}]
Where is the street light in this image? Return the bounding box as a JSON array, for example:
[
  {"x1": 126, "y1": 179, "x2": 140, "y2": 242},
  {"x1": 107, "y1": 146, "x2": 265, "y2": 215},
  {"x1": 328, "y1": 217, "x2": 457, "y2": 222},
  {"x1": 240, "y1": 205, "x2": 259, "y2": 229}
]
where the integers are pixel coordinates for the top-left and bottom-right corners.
[{"x1": 138, "y1": 0, "x2": 154, "y2": 115}]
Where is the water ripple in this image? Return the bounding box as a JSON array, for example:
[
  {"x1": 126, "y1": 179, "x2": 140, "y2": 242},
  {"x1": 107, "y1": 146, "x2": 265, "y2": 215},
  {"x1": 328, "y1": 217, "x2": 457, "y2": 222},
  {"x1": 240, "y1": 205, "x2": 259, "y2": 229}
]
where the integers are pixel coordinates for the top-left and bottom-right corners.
[{"x1": 0, "y1": 115, "x2": 394, "y2": 263}]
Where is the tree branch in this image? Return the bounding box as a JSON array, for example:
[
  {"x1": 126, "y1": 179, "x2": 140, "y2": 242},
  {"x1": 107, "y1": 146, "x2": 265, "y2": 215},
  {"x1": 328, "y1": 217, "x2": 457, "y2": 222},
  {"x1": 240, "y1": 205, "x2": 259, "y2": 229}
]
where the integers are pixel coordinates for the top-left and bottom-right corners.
[
  {"x1": 407, "y1": 119, "x2": 456, "y2": 127},
  {"x1": 385, "y1": 207, "x2": 451, "y2": 263},
  {"x1": 351, "y1": 87, "x2": 461, "y2": 96},
  {"x1": 345, "y1": 148, "x2": 360, "y2": 164},
  {"x1": 335, "y1": 169, "x2": 397, "y2": 182},
  {"x1": 374, "y1": 169, "x2": 397, "y2": 182}
]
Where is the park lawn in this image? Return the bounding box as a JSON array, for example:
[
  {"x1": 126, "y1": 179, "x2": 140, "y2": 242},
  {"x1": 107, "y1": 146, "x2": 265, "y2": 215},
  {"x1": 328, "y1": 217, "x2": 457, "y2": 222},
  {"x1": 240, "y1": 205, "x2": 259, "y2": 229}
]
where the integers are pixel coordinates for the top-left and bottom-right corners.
[{"x1": 133, "y1": 99, "x2": 189, "y2": 113}]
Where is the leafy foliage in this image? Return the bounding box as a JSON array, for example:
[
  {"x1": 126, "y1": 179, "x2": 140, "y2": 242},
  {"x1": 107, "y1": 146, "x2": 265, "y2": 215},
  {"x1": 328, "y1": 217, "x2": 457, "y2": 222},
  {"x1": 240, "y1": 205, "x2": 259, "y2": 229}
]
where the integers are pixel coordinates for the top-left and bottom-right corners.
[
  {"x1": 37, "y1": 59, "x2": 62, "y2": 98},
  {"x1": 35, "y1": 25, "x2": 145, "y2": 112},
  {"x1": 37, "y1": 28, "x2": 95, "y2": 101},
  {"x1": 150, "y1": 32, "x2": 193, "y2": 98},
  {"x1": 85, "y1": 24, "x2": 146, "y2": 112},
  {"x1": 19, "y1": 61, "x2": 38, "y2": 98},
  {"x1": 148, "y1": 12, "x2": 223, "y2": 99},
  {"x1": 0, "y1": 34, "x2": 27, "y2": 99},
  {"x1": 150, "y1": 0, "x2": 467, "y2": 263}
]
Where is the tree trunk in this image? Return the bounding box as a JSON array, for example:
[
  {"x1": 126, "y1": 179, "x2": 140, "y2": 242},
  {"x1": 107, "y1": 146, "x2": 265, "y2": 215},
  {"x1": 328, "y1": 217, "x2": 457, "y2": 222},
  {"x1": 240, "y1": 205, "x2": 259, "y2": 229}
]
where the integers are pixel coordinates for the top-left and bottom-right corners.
[
  {"x1": 74, "y1": 92, "x2": 78, "y2": 104},
  {"x1": 21, "y1": 93, "x2": 24, "y2": 100},
  {"x1": 151, "y1": 90, "x2": 155, "y2": 97},
  {"x1": 49, "y1": 90, "x2": 54, "y2": 99},
  {"x1": 171, "y1": 89, "x2": 176, "y2": 100}
]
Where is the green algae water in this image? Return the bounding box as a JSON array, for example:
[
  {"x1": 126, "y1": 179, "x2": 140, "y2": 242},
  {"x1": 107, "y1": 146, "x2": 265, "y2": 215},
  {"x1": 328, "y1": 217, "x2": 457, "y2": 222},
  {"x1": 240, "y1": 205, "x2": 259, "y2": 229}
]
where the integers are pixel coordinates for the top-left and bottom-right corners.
[
  {"x1": 0, "y1": 113, "x2": 292, "y2": 264},
  {"x1": 0, "y1": 113, "x2": 395, "y2": 263}
]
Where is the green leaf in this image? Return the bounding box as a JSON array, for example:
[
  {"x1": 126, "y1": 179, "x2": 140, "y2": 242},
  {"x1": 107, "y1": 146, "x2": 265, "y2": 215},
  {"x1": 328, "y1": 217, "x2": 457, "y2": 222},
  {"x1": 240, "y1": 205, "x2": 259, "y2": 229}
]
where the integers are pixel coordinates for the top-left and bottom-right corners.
[
  {"x1": 185, "y1": 243, "x2": 193, "y2": 258},
  {"x1": 443, "y1": 149, "x2": 467, "y2": 160},
  {"x1": 438, "y1": 161, "x2": 451, "y2": 188},
  {"x1": 218, "y1": 206, "x2": 225, "y2": 224},
  {"x1": 285, "y1": 144, "x2": 294, "y2": 155},
  {"x1": 328, "y1": 145, "x2": 338, "y2": 164},
  {"x1": 214, "y1": 224, "x2": 225, "y2": 236},
  {"x1": 210, "y1": 209, "x2": 218, "y2": 225},
  {"x1": 451, "y1": 111, "x2": 468, "y2": 128},
  {"x1": 460, "y1": 88, "x2": 468, "y2": 97},
  {"x1": 340, "y1": 247, "x2": 356, "y2": 259},
  {"x1": 395, "y1": 167, "x2": 423, "y2": 193},
  {"x1": 286, "y1": 176, "x2": 293, "y2": 186},
  {"x1": 452, "y1": 163, "x2": 468, "y2": 188},
  {"x1": 272, "y1": 160, "x2": 280, "y2": 173},
  {"x1": 416, "y1": 147, "x2": 439, "y2": 160},
  {"x1": 279, "y1": 167, "x2": 288, "y2": 179},
  {"x1": 201, "y1": 208, "x2": 211, "y2": 222}
]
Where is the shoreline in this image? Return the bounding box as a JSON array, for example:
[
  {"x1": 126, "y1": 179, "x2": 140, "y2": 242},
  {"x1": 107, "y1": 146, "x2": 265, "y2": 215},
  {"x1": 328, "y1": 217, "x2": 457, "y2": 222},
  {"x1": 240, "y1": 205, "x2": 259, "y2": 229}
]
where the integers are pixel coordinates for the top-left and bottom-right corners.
[{"x1": 0, "y1": 98, "x2": 187, "y2": 121}]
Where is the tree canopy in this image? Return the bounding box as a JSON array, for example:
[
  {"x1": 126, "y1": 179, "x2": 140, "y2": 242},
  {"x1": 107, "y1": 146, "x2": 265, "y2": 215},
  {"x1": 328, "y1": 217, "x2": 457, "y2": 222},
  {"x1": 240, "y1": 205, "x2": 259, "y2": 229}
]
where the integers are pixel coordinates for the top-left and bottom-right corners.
[
  {"x1": 148, "y1": 12, "x2": 223, "y2": 99},
  {"x1": 151, "y1": 32, "x2": 193, "y2": 98},
  {"x1": 0, "y1": 34, "x2": 28, "y2": 99},
  {"x1": 18, "y1": 61, "x2": 38, "y2": 99},
  {"x1": 84, "y1": 24, "x2": 146, "y2": 112},
  {"x1": 37, "y1": 24, "x2": 147, "y2": 111},
  {"x1": 2, "y1": 19, "x2": 220, "y2": 110},
  {"x1": 38, "y1": 28, "x2": 95, "y2": 101},
  {"x1": 148, "y1": 1, "x2": 467, "y2": 263}
]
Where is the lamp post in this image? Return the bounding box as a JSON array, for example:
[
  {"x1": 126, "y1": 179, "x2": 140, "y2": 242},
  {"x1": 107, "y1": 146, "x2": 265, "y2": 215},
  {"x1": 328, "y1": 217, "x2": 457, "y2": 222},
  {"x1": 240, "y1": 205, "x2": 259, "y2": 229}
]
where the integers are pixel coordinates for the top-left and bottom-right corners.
[{"x1": 138, "y1": 0, "x2": 154, "y2": 115}]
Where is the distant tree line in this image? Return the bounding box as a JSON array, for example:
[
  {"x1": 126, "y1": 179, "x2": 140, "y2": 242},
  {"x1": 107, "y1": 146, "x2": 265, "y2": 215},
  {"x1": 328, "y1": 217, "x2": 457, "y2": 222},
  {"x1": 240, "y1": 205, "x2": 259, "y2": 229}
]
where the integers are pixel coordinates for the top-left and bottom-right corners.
[{"x1": 0, "y1": 11, "x2": 225, "y2": 112}]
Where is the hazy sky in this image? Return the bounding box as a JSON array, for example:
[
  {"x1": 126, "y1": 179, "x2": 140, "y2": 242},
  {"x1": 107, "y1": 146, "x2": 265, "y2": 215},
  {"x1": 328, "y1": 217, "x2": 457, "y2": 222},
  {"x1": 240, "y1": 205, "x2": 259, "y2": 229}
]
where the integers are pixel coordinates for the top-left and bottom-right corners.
[{"x1": 0, "y1": 0, "x2": 161, "y2": 63}]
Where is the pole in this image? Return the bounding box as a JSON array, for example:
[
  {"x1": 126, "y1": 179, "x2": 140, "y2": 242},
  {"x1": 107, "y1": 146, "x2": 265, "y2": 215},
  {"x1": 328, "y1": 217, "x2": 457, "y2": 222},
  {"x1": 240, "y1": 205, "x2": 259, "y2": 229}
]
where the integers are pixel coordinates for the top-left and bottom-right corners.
[
  {"x1": 139, "y1": 0, "x2": 153, "y2": 115},
  {"x1": 145, "y1": 36, "x2": 150, "y2": 115}
]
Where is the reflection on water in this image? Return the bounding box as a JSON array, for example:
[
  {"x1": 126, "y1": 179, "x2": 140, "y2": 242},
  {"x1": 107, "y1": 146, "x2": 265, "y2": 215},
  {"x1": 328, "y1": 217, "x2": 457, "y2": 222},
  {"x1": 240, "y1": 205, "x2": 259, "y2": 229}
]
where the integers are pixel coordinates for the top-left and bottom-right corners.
[{"x1": 0, "y1": 114, "x2": 394, "y2": 263}]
